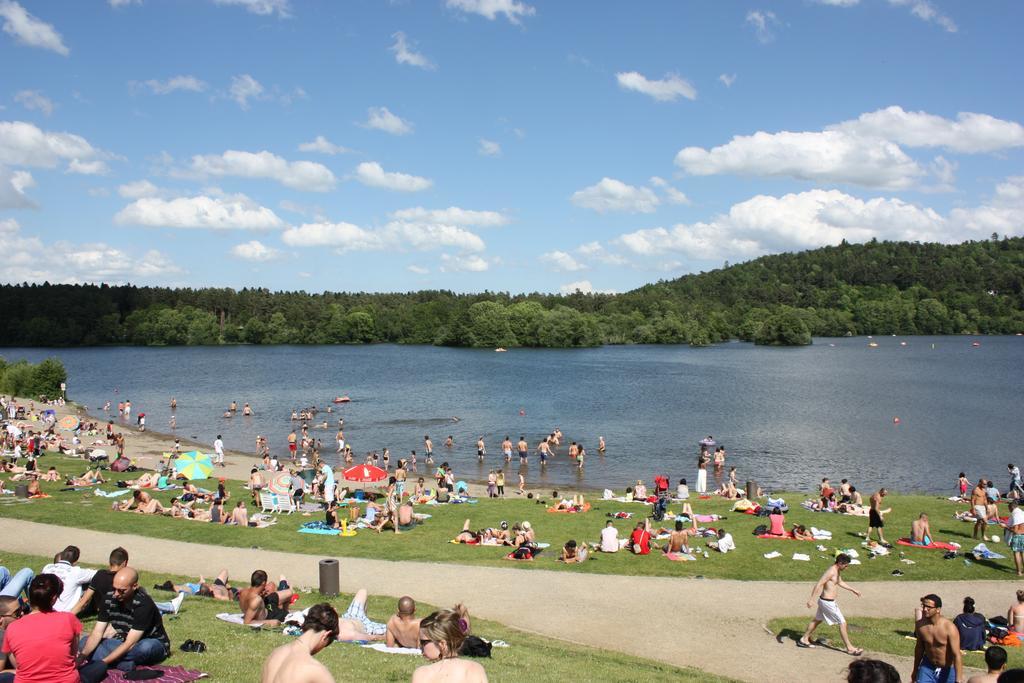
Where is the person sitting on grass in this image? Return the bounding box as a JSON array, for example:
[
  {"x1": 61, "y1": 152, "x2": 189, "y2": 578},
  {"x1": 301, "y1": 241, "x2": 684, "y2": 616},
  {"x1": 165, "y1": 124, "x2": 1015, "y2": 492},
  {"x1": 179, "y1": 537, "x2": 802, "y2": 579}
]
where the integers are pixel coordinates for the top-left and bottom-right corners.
[
  {"x1": 559, "y1": 540, "x2": 588, "y2": 563},
  {"x1": 385, "y1": 596, "x2": 421, "y2": 649},
  {"x1": 239, "y1": 570, "x2": 295, "y2": 627},
  {"x1": 260, "y1": 602, "x2": 339, "y2": 683},
  {"x1": 116, "y1": 490, "x2": 165, "y2": 515},
  {"x1": 676, "y1": 478, "x2": 689, "y2": 500},
  {"x1": 79, "y1": 567, "x2": 171, "y2": 671},
  {"x1": 966, "y1": 645, "x2": 1006, "y2": 683},
  {"x1": 911, "y1": 513, "x2": 933, "y2": 546},
  {"x1": 627, "y1": 520, "x2": 655, "y2": 555},
  {"x1": 792, "y1": 524, "x2": 815, "y2": 541},
  {"x1": 768, "y1": 507, "x2": 787, "y2": 537},
  {"x1": 707, "y1": 528, "x2": 736, "y2": 553},
  {"x1": 228, "y1": 500, "x2": 250, "y2": 527},
  {"x1": 43, "y1": 467, "x2": 60, "y2": 482},
  {"x1": 953, "y1": 597, "x2": 986, "y2": 652},
  {"x1": 413, "y1": 606, "x2": 488, "y2": 683},
  {"x1": 662, "y1": 519, "x2": 698, "y2": 556}
]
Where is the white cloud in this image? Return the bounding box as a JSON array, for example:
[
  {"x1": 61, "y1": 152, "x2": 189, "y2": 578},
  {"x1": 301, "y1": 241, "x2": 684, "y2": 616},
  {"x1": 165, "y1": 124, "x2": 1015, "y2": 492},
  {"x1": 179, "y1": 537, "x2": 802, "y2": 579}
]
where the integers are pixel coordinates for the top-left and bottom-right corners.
[
  {"x1": 354, "y1": 161, "x2": 432, "y2": 192},
  {"x1": 109, "y1": 0, "x2": 142, "y2": 7},
  {"x1": 298, "y1": 135, "x2": 351, "y2": 155},
  {"x1": 1, "y1": 219, "x2": 181, "y2": 285},
  {"x1": 66, "y1": 158, "x2": 109, "y2": 175},
  {"x1": 571, "y1": 177, "x2": 660, "y2": 213},
  {"x1": 212, "y1": 0, "x2": 291, "y2": 17},
  {"x1": 117, "y1": 179, "x2": 160, "y2": 198},
  {"x1": 0, "y1": 0, "x2": 69, "y2": 55},
  {"x1": 746, "y1": 10, "x2": 779, "y2": 43},
  {"x1": 390, "y1": 31, "x2": 435, "y2": 70},
  {"x1": 186, "y1": 150, "x2": 336, "y2": 192},
  {"x1": 649, "y1": 176, "x2": 691, "y2": 205},
  {"x1": 719, "y1": 73, "x2": 736, "y2": 87},
  {"x1": 676, "y1": 129, "x2": 923, "y2": 190},
  {"x1": 282, "y1": 218, "x2": 483, "y2": 253},
  {"x1": 832, "y1": 106, "x2": 1024, "y2": 154},
  {"x1": 137, "y1": 75, "x2": 207, "y2": 95},
  {"x1": 229, "y1": 74, "x2": 264, "y2": 109},
  {"x1": 0, "y1": 166, "x2": 34, "y2": 208},
  {"x1": 559, "y1": 280, "x2": 594, "y2": 294},
  {"x1": 478, "y1": 138, "x2": 501, "y2": 157},
  {"x1": 0, "y1": 120, "x2": 105, "y2": 173},
  {"x1": 230, "y1": 240, "x2": 283, "y2": 261},
  {"x1": 886, "y1": 0, "x2": 956, "y2": 32},
  {"x1": 389, "y1": 206, "x2": 508, "y2": 227},
  {"x1": 541, "y1": 250, "x2": 585, "y2": 272},
  {"x1": 14, "y1": 90, "x2": 53, "y2": 116},
  {"x1": 440, "y1": 253, "x2": 488, "y2": 272},
  {"x1": 362, "y1": 106, "x2": 412, "y2": 135},
  {"x1": 445, "y1": 0, "x2": 535, "y2": 24},
  {"x1": 615, "y1": 71, "x2": 696, "y2": 102},
  {"x1": 812, "y1": 0, "x2": 859, "y2": 5},
  {"x1": 407, "y1": 264, "x2": 429, "y2": 275},
  {"x1": 114, "y1": 193, "x2": 285, "y2": 230}
]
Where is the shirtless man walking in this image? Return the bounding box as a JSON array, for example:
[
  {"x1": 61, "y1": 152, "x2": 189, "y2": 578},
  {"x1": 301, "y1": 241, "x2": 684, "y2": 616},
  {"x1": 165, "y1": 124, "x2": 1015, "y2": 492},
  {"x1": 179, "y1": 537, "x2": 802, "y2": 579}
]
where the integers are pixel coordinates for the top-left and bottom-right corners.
[
  {"x1": 971, "y1": 480, "x2": 989, "y2": 540},
  {"x1": 912, "y1": 594, "x2": 962, "y2": 683},
  {"x1": 537, "y1": 437, "x2": 552, "y2": 465},
  {"x1": 517, "y1": 436, "x2": 528, "y2": 464},
  {"x1": 475, "y1": 436, "x2": 485, "y2": 462},
  {"x1": 261, "y1": 603, "x2": 338, "y2": 683},
  {"x1": 868, "y1": 488, "x2": 892, "y2": 546},
  {"x1": 798, "y1": 554, "x2": 863, "y2": 656},
  {"x1": 386, "y1": 596, "x2": 421, "y2": 648}
]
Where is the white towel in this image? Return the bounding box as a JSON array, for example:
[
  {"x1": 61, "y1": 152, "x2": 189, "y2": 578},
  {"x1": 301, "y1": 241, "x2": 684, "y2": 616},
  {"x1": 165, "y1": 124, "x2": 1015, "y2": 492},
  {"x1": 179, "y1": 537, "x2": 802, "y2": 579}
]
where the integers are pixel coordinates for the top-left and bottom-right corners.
[
  {"x1": 792, "y1": 553, "x2": 810, "y2": 561},
  {"x1": 216, "y1": 612, "x2": 301, "y2": 626},
  {"x1": 763, "y1": 551, "x2": 782, "y2": 559},
  {"x1": 361, "y1": 643, "x2": 421, "y2": 655}
]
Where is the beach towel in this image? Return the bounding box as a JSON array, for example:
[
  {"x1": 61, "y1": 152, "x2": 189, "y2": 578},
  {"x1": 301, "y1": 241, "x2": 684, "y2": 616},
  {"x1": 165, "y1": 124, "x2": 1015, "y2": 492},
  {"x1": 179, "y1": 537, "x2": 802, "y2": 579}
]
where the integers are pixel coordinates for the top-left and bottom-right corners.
[
  {"x1": 757, "y1": 533, "x2": 798, "y2": 540},
  {"x1": 102, "y1": 665, "x2": 207, "y2": 682},
  {"x1": 664, "y1": 551, "x2": 697, "y2": 561},
  {"x1": 298, "y1": 527, "x2": 341, "y2": 536},
  {"x1": 763, "y1": 551, "x2": 782, "y2": 559},
  {"x1": 93, "y1": 488, "x2": 133, "y2": 498},
  {"x1": 361, "y1": 643, "x2": 421, "y2": 655},
  {"x1": 609, "y1": 511, "x2": 633, "y2": 519},
  {"x1": 896, "y1": 539, "x2": 960, "y2": 551},
  {"x1": 971, "y1": 543, "x2": 1006, "y2": 560},
  {"x1": 28, "y1": 493, "x2": 50, "y2": 499},
  {"x1": 792, "y1": 553, "x2": 811, "y2": 561},
  {"x1": 546, "y1": 503, "x2": 591, "y2": 514},
  {"x1": 217, "y1": 612, "x2": 301, "y2": 625}
]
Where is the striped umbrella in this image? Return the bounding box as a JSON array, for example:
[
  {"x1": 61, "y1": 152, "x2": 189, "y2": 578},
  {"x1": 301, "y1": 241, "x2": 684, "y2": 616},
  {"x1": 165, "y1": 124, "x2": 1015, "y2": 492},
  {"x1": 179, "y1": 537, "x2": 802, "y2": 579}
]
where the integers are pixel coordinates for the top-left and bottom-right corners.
[
  {"x1": 58, "y1": 415, "x2": 80, "y2": 431},
  {"x1": 174, "y1": 451, "x2": 213, "y2": 480},
  {"x1": 268, "y1": 471, "x2": 293, "y2": 494}
]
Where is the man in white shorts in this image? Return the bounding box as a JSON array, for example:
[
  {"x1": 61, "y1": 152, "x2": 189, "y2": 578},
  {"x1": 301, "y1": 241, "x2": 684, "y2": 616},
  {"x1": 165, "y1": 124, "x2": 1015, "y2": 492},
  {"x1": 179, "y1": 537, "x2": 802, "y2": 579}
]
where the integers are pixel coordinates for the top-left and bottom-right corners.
[
  {"x1": 214, "y1": 434, "x2": 225, "y2": 467},
  {"x1": 798, "y1": 553, "x2": 863, "y2": 656}
]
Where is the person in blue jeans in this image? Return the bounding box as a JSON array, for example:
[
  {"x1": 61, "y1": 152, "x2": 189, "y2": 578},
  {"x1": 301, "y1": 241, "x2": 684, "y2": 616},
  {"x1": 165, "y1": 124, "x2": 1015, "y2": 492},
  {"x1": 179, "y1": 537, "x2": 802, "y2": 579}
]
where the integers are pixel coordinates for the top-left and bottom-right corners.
[
  {"x1": 0, "y1": 566, "x2": 33, "y2": 600},
  {"x1": 79, "y1": 567, "x2": 170, "y2": 671}
]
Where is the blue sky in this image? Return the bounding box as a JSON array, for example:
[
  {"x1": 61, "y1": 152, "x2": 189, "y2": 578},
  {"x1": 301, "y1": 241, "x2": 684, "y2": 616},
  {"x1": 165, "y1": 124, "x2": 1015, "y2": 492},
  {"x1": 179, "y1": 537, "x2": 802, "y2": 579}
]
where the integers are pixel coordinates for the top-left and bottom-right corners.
[{"x1": 1, "y1": 0, "x2": 1022, "y2": 294}]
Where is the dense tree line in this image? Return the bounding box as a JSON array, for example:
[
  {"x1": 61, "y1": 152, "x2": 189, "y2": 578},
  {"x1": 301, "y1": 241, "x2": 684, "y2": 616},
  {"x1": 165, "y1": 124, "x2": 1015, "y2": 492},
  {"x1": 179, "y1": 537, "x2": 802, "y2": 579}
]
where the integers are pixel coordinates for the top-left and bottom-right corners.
[
  {"x1": 0, "y1": 357, "x2": 67, "y2": 398},
  {"x1": 1, "y1": 237, "x2": 1022, "y2": 348}
]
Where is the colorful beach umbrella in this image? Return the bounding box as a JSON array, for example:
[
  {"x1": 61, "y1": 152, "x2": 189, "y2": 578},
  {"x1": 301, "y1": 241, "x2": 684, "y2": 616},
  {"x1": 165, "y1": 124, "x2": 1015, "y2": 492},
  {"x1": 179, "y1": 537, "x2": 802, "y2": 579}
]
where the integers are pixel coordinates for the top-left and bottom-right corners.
[
  {"x1": 174, "y1": 451, "x2": 213, "y2": 480},
  {"x1": 58, "y1": 415, "x2": 79, "y2": 431},
  {"x1": 268, "y1": 471, "x2": 293, "y2": 494},
  {"x1": 342, "y1": 464, "x2": 387, "y2": 483}
]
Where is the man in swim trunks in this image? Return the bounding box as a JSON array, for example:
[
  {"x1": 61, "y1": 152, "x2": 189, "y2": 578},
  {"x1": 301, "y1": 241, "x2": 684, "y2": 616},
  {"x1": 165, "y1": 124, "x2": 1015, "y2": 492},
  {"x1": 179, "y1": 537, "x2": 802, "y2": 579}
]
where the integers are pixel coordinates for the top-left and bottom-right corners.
[
  {"x1": 288, "y1": 431, "x2": 298, "y2": 461},
  {"x1": 517, "y1": 436, "x2": 528, "y2": 464},
  {"x1": 337, "y1": 589, "x2": 386, "y2": 641},
  {"x1": 971, "y1": 481, "x2": 989, "y2": 540},
  {"x1": 913, "y1": 593, "x2": 962, "y2": 683},
  {"x1": 664, "y1": 519, "x2": 698, "y2": 555},
  {"x1": 798, "y1": 554, "x2": 862, "y2": 656},
  {"x1": 502, "y1": 436, "x2": 513, "y2": 463},
  {"x1": 911, "y1": 513, "x2": 933, "y2": 546},
  {"x1": 475, "y1": 436, "x2": 485, "y2": 461},
  {"x1": 868, "y1": 488, "x2": 891, "y2": 547},
  {"x1": 261, "y1": 602, "x2": 338, "y2": 683},
  {"x1": 423, "y1": 436, "x2": 433, "y2": 461},
  {"x1": 240, "y1": 570, "x2": 295, "y2": 626},
  {"x1": 537, "y1": 437, "x2": 552, "y2": 465},
  {"x1": 385, "y1": 596, "x2": 421, "y2": 649}
]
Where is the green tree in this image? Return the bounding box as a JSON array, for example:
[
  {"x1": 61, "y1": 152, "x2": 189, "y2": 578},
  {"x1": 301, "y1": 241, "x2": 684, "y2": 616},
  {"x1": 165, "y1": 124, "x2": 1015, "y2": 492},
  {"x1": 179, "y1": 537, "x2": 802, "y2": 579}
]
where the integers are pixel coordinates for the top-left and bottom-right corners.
[{"x1": 754, "y1": 308, "x2": 812, "y2": 346}]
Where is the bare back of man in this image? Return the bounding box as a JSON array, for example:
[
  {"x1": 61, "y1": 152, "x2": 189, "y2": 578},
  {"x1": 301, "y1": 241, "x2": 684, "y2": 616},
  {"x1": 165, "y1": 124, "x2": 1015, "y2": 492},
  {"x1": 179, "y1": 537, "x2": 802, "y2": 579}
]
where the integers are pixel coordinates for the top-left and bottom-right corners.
[
  {"x1": 386, "y1": 614, "x2": 421, "y2": 648},
  {"x1": 261, "y1": 641, "x2": 335, "y2": 683}
]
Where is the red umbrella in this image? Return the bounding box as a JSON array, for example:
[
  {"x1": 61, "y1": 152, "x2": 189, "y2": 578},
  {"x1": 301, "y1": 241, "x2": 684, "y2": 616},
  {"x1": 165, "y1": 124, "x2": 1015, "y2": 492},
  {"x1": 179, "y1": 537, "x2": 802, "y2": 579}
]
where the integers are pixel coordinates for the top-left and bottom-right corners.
[{"x1": 342, "y1": 464, "x2": 387, "y2": 483}]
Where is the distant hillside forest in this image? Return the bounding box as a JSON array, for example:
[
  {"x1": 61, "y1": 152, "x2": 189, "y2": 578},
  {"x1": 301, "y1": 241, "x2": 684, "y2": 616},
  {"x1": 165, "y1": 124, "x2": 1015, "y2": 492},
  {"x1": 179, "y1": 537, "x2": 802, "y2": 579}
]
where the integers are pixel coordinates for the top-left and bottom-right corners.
[{"x1": 1, "y1": 237, "x2": 1022, "y2": 348}]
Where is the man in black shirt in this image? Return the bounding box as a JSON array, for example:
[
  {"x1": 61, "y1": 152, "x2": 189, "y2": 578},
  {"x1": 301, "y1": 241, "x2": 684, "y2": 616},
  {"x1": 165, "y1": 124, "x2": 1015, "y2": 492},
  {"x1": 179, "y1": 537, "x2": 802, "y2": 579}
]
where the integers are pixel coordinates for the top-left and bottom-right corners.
[
  {"x1": 72, "y1": 547, "x2": 128, "y2": 618},
  {"x1": 80, "y1": 567, "x2": 170, "y2": 671}
]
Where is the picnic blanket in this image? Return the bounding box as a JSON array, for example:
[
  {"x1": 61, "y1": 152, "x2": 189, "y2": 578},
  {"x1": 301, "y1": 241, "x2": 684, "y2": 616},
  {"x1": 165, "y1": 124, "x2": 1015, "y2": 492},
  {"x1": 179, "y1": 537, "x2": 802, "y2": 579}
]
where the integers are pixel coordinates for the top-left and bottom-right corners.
[
  {"x1": 546, "y1": 503, "x2": 592, "y2": 514},
  {"x1": 361, "y1": 643, "x2": 421, "y2": 655},
  {"x1": 665, "y1": 551, "x2": 697, "y2": 561},
  {"x1": 896, "y1": 538, "x2": 960, "y2": 551},
  {"x1": 217, "y1": 612, "x2": 301, "y2": 625},
  {"x1": 102, "y1": 665, "x2": 207, "y2": 682},
  {"x1": 93, "y1": 488, "x2": 133, "y2": 498}
]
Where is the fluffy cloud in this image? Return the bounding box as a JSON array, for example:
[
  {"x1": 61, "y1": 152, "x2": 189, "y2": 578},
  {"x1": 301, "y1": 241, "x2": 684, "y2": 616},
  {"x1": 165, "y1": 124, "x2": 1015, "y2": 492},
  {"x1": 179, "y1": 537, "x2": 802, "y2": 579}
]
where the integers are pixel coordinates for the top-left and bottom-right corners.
[
  {"x1": 389, "y1": 206, "x2": 508, "y2": 227},
  {"x1": 298, "y1": 135, "x2": 351, "y2": 155},
  {"x1": 114, "y1": 193, "x2": 285, "y2": 230},
  {"x1": 354, "y1": 161, "x2": 432, "y2": 192},
  {"x1": 137, "y1": 75, "x2": 207, "y2": 95},
  {"x1": 0, "y1": 1, "x2": 69, "y2": 55},
  {"x1": 213, "y1": 0, "x2": 291, "y2": 17},
  {"x1": 541, "y1": 250, "x2": 585, "y2": 272},
  {"x1": 649, "y1": 176, "x2": 691, "y2": 205},
  {"x1": 0, "y1": 121, "x2": 105, "y2": 173},
  {"x1": 230, "y1": 240, "x2": 283, "y2": 261},
  {"x1": 0, "y1": 166, "x2": 34, "y2": 208},
  {"x1": 440, "y1": 253, "x2": 488, "y2": 272},
  {"x1": 186, "y1": 150, "x2": 336, "y2": 191},
  {"x1": 887, "y1": 0, "x2": 956, "y2": 32},
  {"x1": 832, "y1": 106, "x2": 1024, "y2": 154},
  {"x1": 612, "y1": 179, "x2": 1024, "y2": 263},
  {"x1": 571, "y1": 177, "x2": 660, "y2": 213},
  {"x1": 66, "y1": 159, "x2": 109, "y2": 175},
  {"x1": 362, "y1": 106, "x2": 412, "y2": 135},
  {"x1": 746, "y1": 10, "x2": 779, "y2": 43},
  {"x1": 577, "y1": 240, "x2": 628, "y2": 266},
  {"x1": 0, "y1": 219, "x2": 180, "y2": 285},
  {"x1": 615, "y1": 71, "x2": 696, "y2": 102},
  {"x1": 14, "y1": 90, "x2": 53, "y2": 116},
  {"x1": 676, "y1": 130, "x2": 923, "y2": 190},
  {"x1": 812, "y1": 0, "x2": 859, "y2": 5},
  {"x1": 719, "y1": 73, "x2": 736, "y2": 87},
  {"x1": 282, "y1": 219, "x2": 483, "y2": 253},
  {"x1": 445, "y1": 0, "x2": 535, "y2": 24},
  {"x1": 229, "y1": 74, "x2": 264, "y2": 109},
  {"x1": 109, "y1": 0, "x2": 142, "y2": 7},
  {"x1": 478, "y1": 138, "x2": 501, "y2": 157},
  {"x1": 117, "y1": 179, "x2": 160, "y2": 198},
  {"x1": 407, "y1": 265, "x2": 429, "y2": 275},
  {"x1": 390, "y1": 31, "x2": 434, "y2": 70}
]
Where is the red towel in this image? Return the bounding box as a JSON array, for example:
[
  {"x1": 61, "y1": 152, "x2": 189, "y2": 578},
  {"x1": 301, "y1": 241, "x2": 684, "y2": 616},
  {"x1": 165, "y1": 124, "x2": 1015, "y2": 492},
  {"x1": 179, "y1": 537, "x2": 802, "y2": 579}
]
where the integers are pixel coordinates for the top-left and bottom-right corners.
[{"x1": 896, "y1": 538, "x2": 959, "y2": 551}]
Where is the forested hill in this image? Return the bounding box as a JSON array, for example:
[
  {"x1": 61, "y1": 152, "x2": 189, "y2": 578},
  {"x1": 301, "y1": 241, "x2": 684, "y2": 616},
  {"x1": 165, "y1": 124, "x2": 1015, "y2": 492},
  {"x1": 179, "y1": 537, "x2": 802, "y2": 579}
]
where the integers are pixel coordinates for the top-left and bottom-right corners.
[{"x1": 1, "y1": 237, "x2": 1022, "y2": 348}]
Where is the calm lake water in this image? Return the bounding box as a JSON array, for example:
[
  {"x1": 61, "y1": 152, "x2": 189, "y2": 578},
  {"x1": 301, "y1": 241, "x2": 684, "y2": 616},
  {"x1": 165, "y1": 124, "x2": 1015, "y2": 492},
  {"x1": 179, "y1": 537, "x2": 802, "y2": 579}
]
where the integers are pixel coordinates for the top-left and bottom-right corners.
[{"x1": 4, "y1": 338, "x2": 1023, "y2": 493}]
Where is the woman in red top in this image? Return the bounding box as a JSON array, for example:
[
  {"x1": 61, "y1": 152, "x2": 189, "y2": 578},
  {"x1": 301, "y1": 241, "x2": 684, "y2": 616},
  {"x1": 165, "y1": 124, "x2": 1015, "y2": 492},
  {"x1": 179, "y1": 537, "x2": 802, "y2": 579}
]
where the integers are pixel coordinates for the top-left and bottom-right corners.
[{"x1": 0, "y1": 574, "x2": 107, "y2": 683}]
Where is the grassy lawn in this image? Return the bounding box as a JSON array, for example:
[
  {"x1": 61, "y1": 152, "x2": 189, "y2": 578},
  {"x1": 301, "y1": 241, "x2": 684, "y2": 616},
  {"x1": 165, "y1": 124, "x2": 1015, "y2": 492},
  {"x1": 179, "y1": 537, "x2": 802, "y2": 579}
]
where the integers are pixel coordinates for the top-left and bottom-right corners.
[
  {"x1": 0, "y1": 549, "x2": 725, "y2": 683},
  {"x1": 769, "y1": 616, "x2": 1018, "y2": 671},
  {"x1": 1, "y1": 454, "x2": 1017, "y2": 582}
]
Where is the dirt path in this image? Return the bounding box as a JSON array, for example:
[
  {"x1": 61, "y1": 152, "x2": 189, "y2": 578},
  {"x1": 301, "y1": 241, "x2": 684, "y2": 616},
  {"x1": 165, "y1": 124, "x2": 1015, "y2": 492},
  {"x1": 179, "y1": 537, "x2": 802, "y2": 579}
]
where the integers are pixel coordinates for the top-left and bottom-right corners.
[{"x1": 0, "y1": 518, "x2": 1001, "y2": 682}]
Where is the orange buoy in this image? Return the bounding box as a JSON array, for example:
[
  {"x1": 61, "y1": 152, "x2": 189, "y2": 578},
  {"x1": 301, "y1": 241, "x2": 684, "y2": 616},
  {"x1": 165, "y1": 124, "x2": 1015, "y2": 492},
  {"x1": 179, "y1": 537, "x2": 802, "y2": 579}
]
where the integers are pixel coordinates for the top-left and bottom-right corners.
[{"x1": 519, "y1": 409, "x2": 525, "y2": 416}]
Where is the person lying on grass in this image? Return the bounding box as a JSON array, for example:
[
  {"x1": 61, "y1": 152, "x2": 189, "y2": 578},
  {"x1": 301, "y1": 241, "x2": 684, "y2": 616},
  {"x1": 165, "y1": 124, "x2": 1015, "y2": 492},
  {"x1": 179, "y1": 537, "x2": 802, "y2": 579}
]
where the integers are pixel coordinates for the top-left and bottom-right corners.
[
  {"x1": 559, "y1": 540, "x2": 588, "y2": 563},
  {"x1": 413, "y1": 605, "x2": 487, "y2": 683},
  {"x1": 66, "y1": 469, "x2": 106, "y2": 487},
  {"x1": 154, "y1": 569, "x2": 240, "y2": 602},
  {"x1": 792, "y1": 525, "x2": 815, "y2": 541},
  {"x1": 451, "y1": 520, "x2": 506, "y2": 545},
  {"x1": 114, "y1": 490, "x2": 165, "y2": 514}
]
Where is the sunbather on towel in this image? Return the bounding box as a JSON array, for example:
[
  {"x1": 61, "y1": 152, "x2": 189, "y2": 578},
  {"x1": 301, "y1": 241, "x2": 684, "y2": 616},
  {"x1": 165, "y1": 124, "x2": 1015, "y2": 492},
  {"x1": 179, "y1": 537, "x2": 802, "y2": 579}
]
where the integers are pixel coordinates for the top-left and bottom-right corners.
[
  {"x1": 792, "y1": 524, "x2": 815, "y2": 541},
  {"x1": 116, "y1": 489, "x2": 165, "y2": 514},
  {"x1": 156, "y1": 569, "x2": 240, "y2": 602},
  {"x1": 660, "y1": 518, "x2": 698, "y2": 555},
  {"x1": 386, "y1": 596, "x2": 422, "y2": 649},
  {"x1": 452, "y1": 519, "x2": 482, "y2": 544},
  {"x1": 67, "y1": 468, "x2": 106, "y2": 486},
  {"x1": 337, "y1": 589, "x2": 386, "y2": 641},
  {"x1": 910, "y1": 513, "x2": 933, "y2": 546}
]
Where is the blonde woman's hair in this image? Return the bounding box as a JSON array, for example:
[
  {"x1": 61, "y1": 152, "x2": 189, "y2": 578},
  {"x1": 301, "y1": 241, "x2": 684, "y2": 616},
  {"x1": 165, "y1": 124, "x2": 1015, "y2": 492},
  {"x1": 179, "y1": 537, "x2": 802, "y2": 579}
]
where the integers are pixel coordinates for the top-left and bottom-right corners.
[{"x1": 419, "y1": 605, "x2": 470, "y2": 659}]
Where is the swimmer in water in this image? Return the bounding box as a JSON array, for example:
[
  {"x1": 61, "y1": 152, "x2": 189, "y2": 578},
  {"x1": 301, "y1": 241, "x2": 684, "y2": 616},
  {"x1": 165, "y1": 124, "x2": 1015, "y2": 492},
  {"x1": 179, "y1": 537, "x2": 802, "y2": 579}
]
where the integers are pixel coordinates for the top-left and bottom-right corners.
[{"x1": 598, "y1": 436, "x2": 606, "y2": 453}]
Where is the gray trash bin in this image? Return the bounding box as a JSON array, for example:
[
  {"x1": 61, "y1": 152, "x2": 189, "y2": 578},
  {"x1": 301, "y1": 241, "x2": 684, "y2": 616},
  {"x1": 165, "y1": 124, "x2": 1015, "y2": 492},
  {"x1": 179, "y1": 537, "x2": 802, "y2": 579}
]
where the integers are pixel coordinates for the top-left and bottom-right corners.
[
  {"x1": 746, "y1": 480, "x2": 757, "y2": 500},
  {"x1": 319, "y1": 558, "x2": 339, "y2": 597}
]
